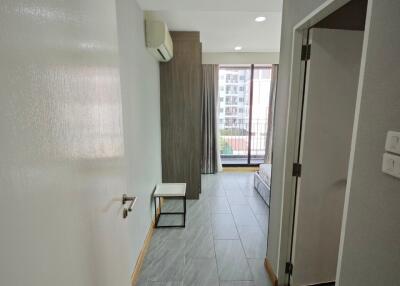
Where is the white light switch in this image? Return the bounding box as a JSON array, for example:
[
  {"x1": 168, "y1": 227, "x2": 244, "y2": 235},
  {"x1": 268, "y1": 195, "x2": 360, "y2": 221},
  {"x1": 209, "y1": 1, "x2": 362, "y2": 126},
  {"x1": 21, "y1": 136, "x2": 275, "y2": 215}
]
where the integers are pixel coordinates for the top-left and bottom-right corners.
[
  {"x1": 382, "y1": 153, "x2": 400, "y2": 179},
  {"x1": 385, "y1": 131, "x2": 400, "y2": 155}
]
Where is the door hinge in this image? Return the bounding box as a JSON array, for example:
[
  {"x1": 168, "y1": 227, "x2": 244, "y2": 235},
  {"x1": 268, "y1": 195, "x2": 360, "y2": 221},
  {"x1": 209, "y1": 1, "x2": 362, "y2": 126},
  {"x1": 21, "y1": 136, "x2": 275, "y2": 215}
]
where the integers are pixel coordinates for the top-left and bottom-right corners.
[
  {"x1": 285, "y1": 262, "x2": 293, "y2": 275},
  {"x1": 301, "y1": 44, "x2": 311, "y2": 61},
  {"x1": 292, "y1": 163, "x2": 302, "y2": 177}
]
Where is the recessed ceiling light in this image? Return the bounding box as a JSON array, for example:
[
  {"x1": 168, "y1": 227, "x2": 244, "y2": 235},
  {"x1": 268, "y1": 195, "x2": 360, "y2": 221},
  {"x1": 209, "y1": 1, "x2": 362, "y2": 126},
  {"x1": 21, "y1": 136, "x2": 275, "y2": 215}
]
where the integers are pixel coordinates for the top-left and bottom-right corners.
[
  {"x1": 234, "y1": 46, "x2": 242, "y2": 51},
  {"x1": 255, "y1": 16, "x2": 266, "y2": 22}
]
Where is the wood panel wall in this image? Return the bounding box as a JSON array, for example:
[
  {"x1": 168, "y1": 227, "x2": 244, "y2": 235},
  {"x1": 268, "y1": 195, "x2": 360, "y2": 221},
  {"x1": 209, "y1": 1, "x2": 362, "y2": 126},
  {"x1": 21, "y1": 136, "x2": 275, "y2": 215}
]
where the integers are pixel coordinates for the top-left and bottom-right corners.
[{"x1": 160, "y1": 31, "x2": 202, "y2": 199}]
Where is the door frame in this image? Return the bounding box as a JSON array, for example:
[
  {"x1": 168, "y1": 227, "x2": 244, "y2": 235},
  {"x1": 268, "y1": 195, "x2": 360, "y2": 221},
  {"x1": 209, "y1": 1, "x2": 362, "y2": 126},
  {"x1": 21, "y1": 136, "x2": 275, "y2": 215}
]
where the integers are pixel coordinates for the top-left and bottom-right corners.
[
  {"x1": 287, "y1": 28, "x2": 310, "y2": 285},
  {"x1": 278, "y1": 0, "x2": 358, "y2": 284}
]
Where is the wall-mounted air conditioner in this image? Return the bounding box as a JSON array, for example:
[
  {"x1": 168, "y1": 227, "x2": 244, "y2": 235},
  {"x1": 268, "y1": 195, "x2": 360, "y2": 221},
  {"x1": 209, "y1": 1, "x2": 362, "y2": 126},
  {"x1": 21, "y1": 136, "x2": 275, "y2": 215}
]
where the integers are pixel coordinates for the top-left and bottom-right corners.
[{"x1": 145, "y1": 20, "x2": 173, "y2": 62}]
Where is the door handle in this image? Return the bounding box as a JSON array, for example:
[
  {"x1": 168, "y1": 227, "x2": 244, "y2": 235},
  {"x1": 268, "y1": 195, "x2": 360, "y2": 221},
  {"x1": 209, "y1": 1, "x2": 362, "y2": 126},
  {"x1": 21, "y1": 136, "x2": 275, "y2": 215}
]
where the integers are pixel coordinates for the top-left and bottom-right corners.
[{"x1": 122, "y1": 194, "x2": 136, "y2": 219}]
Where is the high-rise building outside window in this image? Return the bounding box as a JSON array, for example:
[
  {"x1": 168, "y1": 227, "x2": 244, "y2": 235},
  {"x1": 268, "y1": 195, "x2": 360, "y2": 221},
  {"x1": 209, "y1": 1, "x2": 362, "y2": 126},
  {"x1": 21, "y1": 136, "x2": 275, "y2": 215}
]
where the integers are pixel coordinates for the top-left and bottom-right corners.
[{"x1": 218, "y1": 65, "x2": 272, "y2": 165}]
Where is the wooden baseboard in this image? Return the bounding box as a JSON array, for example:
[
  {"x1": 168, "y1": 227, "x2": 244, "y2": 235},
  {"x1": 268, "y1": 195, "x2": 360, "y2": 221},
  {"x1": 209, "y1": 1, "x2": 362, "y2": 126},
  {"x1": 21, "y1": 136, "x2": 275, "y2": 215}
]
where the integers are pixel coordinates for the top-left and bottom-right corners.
[
  {"x1": 131, "y1": 222, "x2": 154, "y2": 286},
  {"x1": 264, "y1": 258, "x2": 278, "y2": 286},
  {"x1": 131, "y1": 201, "x2": 164, "y2": 286},
  {"x1": 306, "y1": 282, "x2": 335, "y2": 286},
  {"x1": 223, "y1": 167, "x2": 259, "y2": 172}
]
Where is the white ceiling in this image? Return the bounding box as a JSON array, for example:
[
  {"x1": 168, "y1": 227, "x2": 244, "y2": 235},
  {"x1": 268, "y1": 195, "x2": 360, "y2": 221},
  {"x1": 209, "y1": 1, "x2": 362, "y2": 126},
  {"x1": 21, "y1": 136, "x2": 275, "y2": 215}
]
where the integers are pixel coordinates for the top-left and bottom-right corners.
[
  {"x1": 137, "y1": 0, "x2": 283, "y2": 12},
  {"x1": 138, "y1": 0, "x2": 283, "y2": 53}
]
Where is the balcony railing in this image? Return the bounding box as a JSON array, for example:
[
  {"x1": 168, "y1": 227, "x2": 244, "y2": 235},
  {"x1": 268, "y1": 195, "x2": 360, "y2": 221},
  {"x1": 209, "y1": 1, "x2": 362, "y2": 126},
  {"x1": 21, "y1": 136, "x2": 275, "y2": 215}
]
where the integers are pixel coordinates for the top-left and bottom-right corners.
[{"x1": 219, "y1": 119, "x2": 267, "y2": 165}]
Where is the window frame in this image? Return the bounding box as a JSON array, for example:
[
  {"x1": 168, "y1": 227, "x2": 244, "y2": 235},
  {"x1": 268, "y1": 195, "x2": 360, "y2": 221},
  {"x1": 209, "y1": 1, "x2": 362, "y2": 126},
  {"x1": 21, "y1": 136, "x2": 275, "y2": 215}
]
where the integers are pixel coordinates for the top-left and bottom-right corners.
[{"x1": 218, "y1": 64, "x2": 272, "y2": 166}]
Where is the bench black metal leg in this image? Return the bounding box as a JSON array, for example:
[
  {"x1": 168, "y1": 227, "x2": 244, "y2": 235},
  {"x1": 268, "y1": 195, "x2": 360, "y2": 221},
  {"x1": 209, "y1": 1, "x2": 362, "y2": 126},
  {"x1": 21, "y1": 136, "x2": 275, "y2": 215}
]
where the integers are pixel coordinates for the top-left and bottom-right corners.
[
  {"x1": 183, "y1": 196, "x2": 186, "y2": 227},
  {"x1": 154, "y1": 196, "x2": 159, "y2": 228},
  {"x1": 154, "y1": 196, "x2": 186, "y2": 228}
]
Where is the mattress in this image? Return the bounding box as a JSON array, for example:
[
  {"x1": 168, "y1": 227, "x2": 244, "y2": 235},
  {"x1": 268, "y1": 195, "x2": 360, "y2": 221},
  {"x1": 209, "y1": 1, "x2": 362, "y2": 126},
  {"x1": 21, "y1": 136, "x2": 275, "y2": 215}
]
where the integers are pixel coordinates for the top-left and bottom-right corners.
[{"x1": 258, "y1": 163, "x2": 271, "y2": 187}]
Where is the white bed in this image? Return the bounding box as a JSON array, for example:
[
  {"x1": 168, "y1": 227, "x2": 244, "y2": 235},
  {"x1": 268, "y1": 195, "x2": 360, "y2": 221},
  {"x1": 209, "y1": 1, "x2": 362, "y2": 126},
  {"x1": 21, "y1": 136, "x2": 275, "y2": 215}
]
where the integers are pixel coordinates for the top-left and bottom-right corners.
[{"x1": 254, "y1": 163, "x2": 271, "y2": 205}]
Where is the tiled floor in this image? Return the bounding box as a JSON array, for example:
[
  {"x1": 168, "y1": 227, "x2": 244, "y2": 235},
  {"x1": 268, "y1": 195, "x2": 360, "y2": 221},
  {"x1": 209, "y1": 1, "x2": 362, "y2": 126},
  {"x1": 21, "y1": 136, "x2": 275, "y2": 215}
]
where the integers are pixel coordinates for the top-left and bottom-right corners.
[{"x1": 137, "y1": 172, "x2": 271, "y2": 286}]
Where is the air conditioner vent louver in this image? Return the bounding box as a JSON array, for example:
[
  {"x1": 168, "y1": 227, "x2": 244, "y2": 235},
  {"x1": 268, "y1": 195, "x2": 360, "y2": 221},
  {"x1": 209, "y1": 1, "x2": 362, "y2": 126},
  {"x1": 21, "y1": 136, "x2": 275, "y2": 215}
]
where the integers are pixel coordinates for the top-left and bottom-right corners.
[{"x1": 157, "y1": 49, "x2": 166, "y2": 61}]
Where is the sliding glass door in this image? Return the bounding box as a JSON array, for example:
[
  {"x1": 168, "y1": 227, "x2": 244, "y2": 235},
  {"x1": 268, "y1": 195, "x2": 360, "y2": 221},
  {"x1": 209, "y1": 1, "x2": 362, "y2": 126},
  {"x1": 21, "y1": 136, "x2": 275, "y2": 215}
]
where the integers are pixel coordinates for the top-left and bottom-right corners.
[{"x1": 218, "y1": 65, "x2": 272, "y2": 166}]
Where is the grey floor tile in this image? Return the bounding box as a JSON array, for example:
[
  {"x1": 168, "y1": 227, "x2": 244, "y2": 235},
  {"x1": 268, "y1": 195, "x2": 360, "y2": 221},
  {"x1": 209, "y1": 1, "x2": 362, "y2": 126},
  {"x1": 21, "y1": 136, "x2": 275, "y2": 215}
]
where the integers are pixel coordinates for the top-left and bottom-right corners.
[
  {"x1": 240, "y1": 186, "x2": 257, "y2": 198},
  {"x1": 186, "y1": 201, "x2": 211, "y2": 224},
  {"x1": 186, "y1": 210, "x2": 211, "y2": 228},
  {"x1": 187, "y1": 195, "x2": 211, "y2": 213},
  {"x1": 156, "y1": 214, "x2": 185, "y2": 227},
  {"x1": 206, "y1": 182, "x2": 224, "y2": 193},
  {"x1": 140, "y1": 250, "x2": 185, "y2": 282},
  {"x1": 255, "y1": 214, "x2": 269, "y2": 237},
  {"x1": 183, "y1": 258, "x2": 219, "y2": 286},
  {"x1": 162, "y1": 198, "x2": 185, "y2": 212},
  {"x1": 208, "y1": 197, "x2": 231, "y2": 213},
  {"x1": 237, "y1": 226, "x2": 267, "y2": 259},
  {"x1": 202, "y1": 174, "x2": 221, "y2": 187},
  {"x1": 214, "y1": 240, "x2": 253, "y2": 281},
  {"x1": 184, "y1": 224, "x2": 215, "y2": 258},
  {"x1": 187, "y1": 199, "x2": 207, "y2": 210},
  {"x1": 205, "y1": 186, "x2": 226, "y2": 197},
  {"x1": 247, "y1": 259, "x2": 273, "y2": 286},
  {"x1": 230, "y1": 205, "x2": 259, "y2": 227},
  {"x1": 247, "y1": 196, "x2": 268, "y2": 216},
  {"x1": 147, "y1": 282, "x2": 183, "y2": 286},
  {"x1": 141, "y1": 236, "x2": 185, "y2": 282},
  {"x1": 138, "y1": 172, "x2": 271, "y2": 286},
  {"x1": 152, "y1": 226, "x2": 186, "y2": 242},
  {"x1": 186, "y1": 213, "x2": 212, "y2": 230},
  {"x1": 135, "y1": 276, "x2": 149, "y2": 286},
  {"x1": 223, "y1": 184, "x2": 244, "y2": 193},
  {"x1": 212, "y1": 213, "x2": 239, "y2": 239},
  {"x1": 239, "y1": 180, "x2": 255, "y2": 191},
  {"x1": 223, "y1": 180, "x2": 243, "y2": 191},
  {"x1": 227, "y1": 192, "x2": 248, "y2": 206},
  {"x1": 220, "y1": 281, "x2": 256, "y2": 286},
  {"x1": 144, "y1": 238, "x2": 185, "y2": 266}
]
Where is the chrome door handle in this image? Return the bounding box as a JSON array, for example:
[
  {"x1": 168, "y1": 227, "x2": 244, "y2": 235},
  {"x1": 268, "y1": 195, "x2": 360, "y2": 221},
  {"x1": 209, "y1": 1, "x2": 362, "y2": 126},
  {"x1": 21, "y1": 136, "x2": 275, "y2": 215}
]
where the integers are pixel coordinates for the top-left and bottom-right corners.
[{"x1": 122, "y1": 194, "x2": 136, "y2": 219}]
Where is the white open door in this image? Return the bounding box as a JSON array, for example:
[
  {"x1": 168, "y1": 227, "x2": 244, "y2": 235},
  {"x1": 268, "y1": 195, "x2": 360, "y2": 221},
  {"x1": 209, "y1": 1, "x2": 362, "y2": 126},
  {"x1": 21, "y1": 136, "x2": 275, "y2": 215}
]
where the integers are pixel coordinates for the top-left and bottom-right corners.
[{"x1": 290, "y1": 28, "x2": 363, "y2": 285}]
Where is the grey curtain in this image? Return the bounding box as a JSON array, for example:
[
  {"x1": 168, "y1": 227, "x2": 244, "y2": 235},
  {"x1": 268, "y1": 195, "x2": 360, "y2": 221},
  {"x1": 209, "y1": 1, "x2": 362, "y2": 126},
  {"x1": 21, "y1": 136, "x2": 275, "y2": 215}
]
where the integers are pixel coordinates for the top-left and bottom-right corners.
[
  {"x1": 265, "y1": 64, "x2": 279, "y2": 163},
  {"x1": 201, "y1": 64, "x2": 220, "y2": 174}
]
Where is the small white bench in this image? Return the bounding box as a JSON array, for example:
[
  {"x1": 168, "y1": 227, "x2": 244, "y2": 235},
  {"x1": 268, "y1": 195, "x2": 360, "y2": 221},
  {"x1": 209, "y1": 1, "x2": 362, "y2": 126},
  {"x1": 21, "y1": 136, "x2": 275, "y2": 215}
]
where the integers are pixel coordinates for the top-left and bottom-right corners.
[{"x1": 153, "y1": 183, "x2": 186, "y2": 228}]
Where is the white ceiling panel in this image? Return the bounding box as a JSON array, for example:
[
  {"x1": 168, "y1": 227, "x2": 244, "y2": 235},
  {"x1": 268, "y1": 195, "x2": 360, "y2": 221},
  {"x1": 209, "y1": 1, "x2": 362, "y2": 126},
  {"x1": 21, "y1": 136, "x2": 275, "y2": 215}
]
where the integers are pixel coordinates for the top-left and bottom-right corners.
[
  {"x1": 141, "y1": 0, "x2": 283, "y2": 53},
  {"x1": 147, "y1": 11, "x2": 282, "y2": 52},
  {"x1": 137, "y1": 0, "x2": 282, "y2": 12}
]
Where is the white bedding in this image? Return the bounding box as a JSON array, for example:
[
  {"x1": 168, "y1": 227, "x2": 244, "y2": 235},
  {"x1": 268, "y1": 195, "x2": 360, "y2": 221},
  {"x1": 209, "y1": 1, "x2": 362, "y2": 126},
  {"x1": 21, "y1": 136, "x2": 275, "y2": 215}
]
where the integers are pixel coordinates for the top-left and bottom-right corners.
[{"x1": 258, "y1": 163, "x2": 272, "y2": 187}]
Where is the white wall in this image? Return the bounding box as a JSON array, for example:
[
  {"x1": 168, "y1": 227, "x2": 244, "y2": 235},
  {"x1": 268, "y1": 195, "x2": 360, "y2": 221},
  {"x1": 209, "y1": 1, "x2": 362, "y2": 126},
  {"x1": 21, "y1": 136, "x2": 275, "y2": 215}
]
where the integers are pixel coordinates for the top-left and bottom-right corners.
[
  {"x1": 115, "y1": 0, "x2": 162, "y2": 273},
  {"x1": 267, "y1": 0, "x2": 327, "y2": 279},
  {"x1": 271, "y1": 1, "x2": 400, "y2": 285},
  {"x1": 337, "y1": 1, "x2": 400, "y2": 285},
  {"x1": 0, "y1": 0, "x2": 161, "y2": 285}
]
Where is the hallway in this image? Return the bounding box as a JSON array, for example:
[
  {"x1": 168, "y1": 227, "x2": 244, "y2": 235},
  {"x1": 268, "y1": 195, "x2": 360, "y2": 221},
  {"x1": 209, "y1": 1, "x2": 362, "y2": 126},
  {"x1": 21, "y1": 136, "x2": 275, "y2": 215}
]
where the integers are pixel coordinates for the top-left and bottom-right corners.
[{"x1": 137, "y1": 172, "x2": 271, "y2": 286}]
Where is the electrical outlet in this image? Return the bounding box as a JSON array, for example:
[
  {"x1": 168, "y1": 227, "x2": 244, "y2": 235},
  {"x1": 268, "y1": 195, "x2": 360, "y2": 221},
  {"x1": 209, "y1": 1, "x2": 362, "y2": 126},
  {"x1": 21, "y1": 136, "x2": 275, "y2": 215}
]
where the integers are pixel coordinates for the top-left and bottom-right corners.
[
  {"x1": 382, "y1": 153, "x2": 400, "y2": 179},
  {"x1": 385, "y1": 131, "x2": 400, "y2": 155}
]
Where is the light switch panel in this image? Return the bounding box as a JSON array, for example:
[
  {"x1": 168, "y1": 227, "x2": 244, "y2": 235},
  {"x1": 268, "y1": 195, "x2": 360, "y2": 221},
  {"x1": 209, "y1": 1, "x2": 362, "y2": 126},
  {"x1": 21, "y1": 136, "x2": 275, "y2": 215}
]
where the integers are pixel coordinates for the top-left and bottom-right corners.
[
  {"x1": 385, "y1": 131, "x2": 400, "y2": 155},
  {"x1": 382, "y1": 153, "x2": 400, "y2": 179}
]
